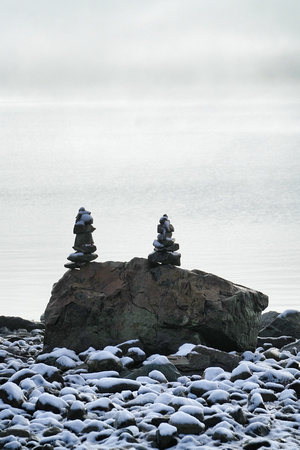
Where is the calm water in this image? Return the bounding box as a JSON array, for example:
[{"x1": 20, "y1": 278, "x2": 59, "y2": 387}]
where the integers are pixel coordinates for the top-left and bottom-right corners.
[{"x1": 0, "y1": 93, "x2": 299, "y2": 320}]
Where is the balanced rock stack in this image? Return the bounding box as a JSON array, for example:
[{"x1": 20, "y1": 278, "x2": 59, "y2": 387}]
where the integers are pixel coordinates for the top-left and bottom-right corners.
[
  {"x1": 148, "y1": 214, "x2": 181, "y2": 266},
  {"x1": 64, "y1": 207, "x2": 98, "y2": 269}
]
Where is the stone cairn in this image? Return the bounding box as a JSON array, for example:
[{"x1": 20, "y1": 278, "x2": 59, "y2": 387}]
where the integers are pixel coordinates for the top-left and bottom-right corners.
[
  {"x1": 148, "y1": 214, "x2": 181, "y2": 266},
  {"x1": 65, "y1": 207, "x2": 98, "y2": 269}
]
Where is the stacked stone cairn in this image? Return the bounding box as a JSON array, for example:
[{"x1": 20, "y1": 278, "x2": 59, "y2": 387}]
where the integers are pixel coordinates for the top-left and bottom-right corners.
[
  {"x1": 148, "y1": 214, "x2": 181, "y2": 266},
  {"x1": 65, "y1": 207, "x2": 98, "y2": 269}
]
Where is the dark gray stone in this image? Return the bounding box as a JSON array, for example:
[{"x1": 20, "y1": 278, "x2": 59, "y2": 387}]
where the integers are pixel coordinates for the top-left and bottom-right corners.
[
  {"x1": 256, "y1": 335, "x2": 296, "y2": 349},
  {"x1": 259, "y1": 311, "x2": 280, "y2": 330},
  {"x1": 0, "y1": 316, "x2": 44, "y2": 332},
  {"x1": 259, "y1": 310, "x2": 300, "y2": 339},
  {"x1": 148, "y1": 251, "x2": 181, "y2": 266}
]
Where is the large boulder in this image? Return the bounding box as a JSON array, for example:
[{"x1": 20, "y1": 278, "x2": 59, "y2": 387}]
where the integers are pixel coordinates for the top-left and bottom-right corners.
[{"x1": 44, "y1": 258, "x2": 268, "y2": 354}]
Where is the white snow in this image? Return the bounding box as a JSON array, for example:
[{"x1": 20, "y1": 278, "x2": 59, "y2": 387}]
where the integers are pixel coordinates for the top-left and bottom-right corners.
[
  {"x1": 136, "y1": 376, "x2": 159, "y2": 384},
  {"x1": 96, "y1": 377, "x2": 140, "y2": 391},
  {"x1": 103, "y1": 345, "x2": 122, "y2": 355},
  {"x1": 154, "y1": 392, "x2": 176, "y2": 405},
  {"x1": 231, "y1": 362, "x2": 252, "y2": 378},
  {"x1": 259, "y1": 368, "x2": 295, "y2": 385},
  {"x1": 149, "y1": 402, "x2": 175, "y2": 415},
  {"x1": 120, "y1": 356, "x2": 134, "y2": 367},
  {"x1": 242, "y1": 381, "x2": 261, "y2": 392},
  {"x1": 40, "y1": 429, "x2": 78, "y2": 446},
  {"x1": 170, "y1": 410, "x2": 202, "y2": 426},
  {"x1": 0, "y1": 381, "x2": 24, "y2": 402},
  {"x1": 56, "y1": 355, "x2": 78, "y2": 369},
  {"x1": 37, "y1": 347, "x2": 80, "y2": 362},
  {"x1": 278, "y1": 389, "x2": 297, "y2": 402},
  {"x1": 204, "y1": 367, "x2": 225, "y2": 381},
  {"x1": 10, "y1": 414, "x2": 30, "y2": 426},
  {"x1": 206, "y1": 389, "x2": 230, "y2": 404},
  {"x1": 127, "y1": 392, "x2": 158, "y2": 406},
  {"x1": 248, "y1": 392, "x2": 265, "y2": 410},
  {"x1": 85, "y1": 397, "x2": 112, "y2": 411},
  {"x1": 64, "y1": 419, "x2": 85, "y2": 434},
  {"x1": 60, "y1": 387, "x2": 78, "y2": 396},
  {"x1": 144, "y1": 355, "x2": 170, "y2": 365},
  {"x1": 37, "y1": 392, "x2": 68, "y2": 410},
  {"x1": 178, "y1": 405, "x2": 204, "y2": 417},
  {"x1": 127, "y1": 346, "x2": 146, "y2": 356},
  {"x1": 3, "y1": 333, "x2": 300, "y2": 449},
  {"x1": 175, "y1": 343, "x2": 196, "y2": 356},
  {"x1": 212, "y1": 426, "x2": 236, "y2": 441},
  {"x1": 81, "y1": 371, "x2": 119, "y2": 380},
  {"x1": 9, "y1": 368, "x2": 37, "y2": 383},
  {"x1": 242, "y1": 350, "x2": 256, "y2": 361},
  {"x1": 158, "y1": 422, "x2": 177, "y2": 436},
  {"x1": 31, "y1": 374, "x2": 55, "y2": 389},
  {"x1": 278, "y1": 309, "x2": 299, "y2": 318},
  {"x1": 189, "y1": 379, "x2": 219, "y2": 392},
  {"x1": 30, "y1": 362, "x2": 60, "y2": 378},
  {"x1": 148, "y1": 369, "x2": 168, "y2": 383},
  {"x1": 87, "y1": 350, "x2": 120, "y2": 362},
  {"x1": 31, "y1": 413, "x2": 63, "y2": 427}
]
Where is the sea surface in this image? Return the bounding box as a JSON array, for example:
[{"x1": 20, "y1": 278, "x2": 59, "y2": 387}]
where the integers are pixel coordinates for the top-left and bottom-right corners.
[{"x1": 0, "y1": 90, "x2": 299, "y2": 321}]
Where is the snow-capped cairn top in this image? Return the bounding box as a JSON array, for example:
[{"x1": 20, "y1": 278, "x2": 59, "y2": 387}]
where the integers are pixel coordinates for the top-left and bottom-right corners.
[
  {"x1": 64, "y1": 207, "x2": 98, "y2": 269},
  {"x1": 148, "y1": 214, "x2": 181, "y2": 266}
]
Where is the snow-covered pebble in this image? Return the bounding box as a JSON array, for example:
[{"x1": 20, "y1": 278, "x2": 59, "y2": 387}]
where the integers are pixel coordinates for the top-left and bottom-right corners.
[
  {"x1": 126, "y1": 346, "x2": 146, "y2": 364},
  {"x1": 189, "y1": 379, "x2": 218, "y2": 396},
  {"x1": 0, "y1": 382, "x2": 25, "y2": 407},
  {"x1": 169, "y1": 410, "x2": 205, "y2": 434},
  {"x1": 126, "y1": 392, "x2": 158, "y2": 406},
  {"x1": 205, "y1": 389, "x2": 230, "y2": 405},
  {"x1": 245, "y1": 420, "x2": 271, "y2": 437},
  {"x1": 35, "y1": 392, "x2": 68, "y2": 414},
  {"x1": 203, "y1": 366, "x2": 225, "y2": 380},
  {"x1": 85, "y1": 397, "x2": 114, "y2": 412},
  {"x1": 1, "y1": 327, "x2": 300, "y2": 449},
  {"x1": 85, "y1": 350, "x2": 123, "y2": 373},
  {"x1": 212, "y1": 426, "x2": 237, "y2": 442},
  {"x1": 148, "y1": 369, "x2": 168, "y2": 383},
  {"x1": 114, "y1": 410, "x2": 136, "y2": 428},
  {"x1": 259, "y1": 368, "x2": 295, "y2": 385},
  {"x1": 156, "y1": 422, "x2": 178, "y2": 448},
  {"x1": 248, "y1": 392, "x2": 266, "y2": 412},
  {"x1": 230, "y1": 361, "x2": 252, "y2": 381},
  {"x1": 67, "y1": 400, "x2": 87, "y2": 420},
  {"x1": 96, "y1": 377, "x2": 141, "y2": 393},
  {"x1": 178, "y1": 404, "x2": 204, "y2": 421}
]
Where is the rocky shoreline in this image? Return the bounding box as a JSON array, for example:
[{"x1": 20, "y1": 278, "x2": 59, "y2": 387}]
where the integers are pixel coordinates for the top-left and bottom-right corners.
[{"x1": 0, "y1": 314, "x2": 300, "y2": 449}]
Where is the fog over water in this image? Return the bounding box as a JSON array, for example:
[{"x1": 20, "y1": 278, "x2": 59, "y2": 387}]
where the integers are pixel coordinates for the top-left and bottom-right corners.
[
  {"x1": 0, "y1": 1, "x2": 299, "y2": 320},
  {"x1": 1, "y1": 0, "x2": 300, "y2": 97}
]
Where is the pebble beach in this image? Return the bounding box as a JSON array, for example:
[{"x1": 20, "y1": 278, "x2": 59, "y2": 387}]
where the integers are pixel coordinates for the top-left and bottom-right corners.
[{"x1": 0, "y1": 326, "x2": 300, "y2": 449}]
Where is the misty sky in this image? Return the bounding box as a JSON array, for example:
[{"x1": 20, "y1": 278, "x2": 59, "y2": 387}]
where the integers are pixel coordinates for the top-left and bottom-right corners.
[{"x1": 1, "y1": 0, "x2": 300, "y2": 98}]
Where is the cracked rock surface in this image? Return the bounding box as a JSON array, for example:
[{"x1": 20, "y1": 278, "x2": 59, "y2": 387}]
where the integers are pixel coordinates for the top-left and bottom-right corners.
[{"x1": 44, "y1": 258, "x2": 268, "y2": 354}]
